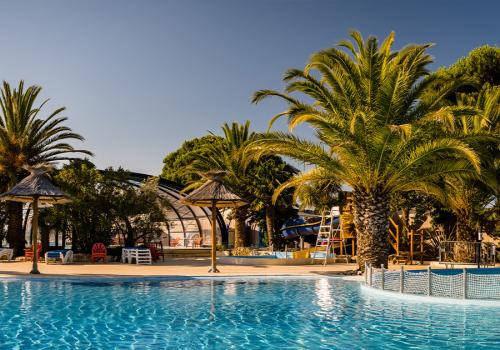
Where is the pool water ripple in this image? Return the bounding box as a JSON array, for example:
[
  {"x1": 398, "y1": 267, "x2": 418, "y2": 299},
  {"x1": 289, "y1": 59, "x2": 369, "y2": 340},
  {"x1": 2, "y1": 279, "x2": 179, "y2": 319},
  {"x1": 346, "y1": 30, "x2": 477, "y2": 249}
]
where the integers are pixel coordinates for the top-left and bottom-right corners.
[{"x1": 0, "y1": 277, "x2": 499, "y2": 349}]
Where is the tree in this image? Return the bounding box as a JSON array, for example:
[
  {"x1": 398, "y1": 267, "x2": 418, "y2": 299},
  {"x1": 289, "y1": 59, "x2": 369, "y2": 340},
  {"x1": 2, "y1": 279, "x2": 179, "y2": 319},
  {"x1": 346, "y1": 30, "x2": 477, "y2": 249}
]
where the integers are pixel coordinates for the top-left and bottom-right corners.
[
  {"x1": 429, "y1": 46, "x2": 500, "y2": 99},
  {"x1": 242, "y1": 156, "x2": 297, "y2": 247},
  {"x1": 182, "y1": 121, "x2": 297, "y2": 248},
  {"x1": 429, "y1": 87, "x2": 499, "y2": 241},
  {"x1": 425, "y1": 46, "x2": 500, "y2": 242},
  {"x1": 161, "y1": 135, "x2": 224, "y2": 186},
  {"x1": 250, "y1": 31, "x2": 481, "y2": 270},
  {"x1": 45, "y1": 160, "x2": 168, "y2": 252},
  {"x1": 0, "y1": 81, "x2": 91, "y2": 255},
  {"x1": 184, "y1": 121, "x2": 256, "y2": 247}
]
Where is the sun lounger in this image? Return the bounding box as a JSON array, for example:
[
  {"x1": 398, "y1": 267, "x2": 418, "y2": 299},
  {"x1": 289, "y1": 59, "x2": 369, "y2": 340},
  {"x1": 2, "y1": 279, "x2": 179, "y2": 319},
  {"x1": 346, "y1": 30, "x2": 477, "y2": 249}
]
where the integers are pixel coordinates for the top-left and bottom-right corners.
[
  {"x1": 122, "y1": 247, "x2": 152, "y2": 264},
  {"x1": 45, "y1": 249, "x2": 74, "y2": 264},
  {"x1": 0, "y1": 248, "x2": 13, "y2": 261}
]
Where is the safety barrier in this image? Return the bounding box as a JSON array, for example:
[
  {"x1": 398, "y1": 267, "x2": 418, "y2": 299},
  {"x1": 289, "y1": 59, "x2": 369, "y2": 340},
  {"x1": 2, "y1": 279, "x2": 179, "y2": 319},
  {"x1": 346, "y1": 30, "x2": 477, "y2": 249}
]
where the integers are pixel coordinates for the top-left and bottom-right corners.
[{"x1": 365, "y1": 263, "x2": 500, "y2": 300}]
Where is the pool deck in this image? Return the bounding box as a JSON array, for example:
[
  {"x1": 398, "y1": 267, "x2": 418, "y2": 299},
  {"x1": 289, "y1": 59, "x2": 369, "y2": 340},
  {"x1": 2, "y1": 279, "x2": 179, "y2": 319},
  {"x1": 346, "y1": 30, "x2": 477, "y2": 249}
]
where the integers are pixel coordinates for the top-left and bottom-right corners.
[{"x1": 0, "y1": 259, "x2": 464, "y2": 279}]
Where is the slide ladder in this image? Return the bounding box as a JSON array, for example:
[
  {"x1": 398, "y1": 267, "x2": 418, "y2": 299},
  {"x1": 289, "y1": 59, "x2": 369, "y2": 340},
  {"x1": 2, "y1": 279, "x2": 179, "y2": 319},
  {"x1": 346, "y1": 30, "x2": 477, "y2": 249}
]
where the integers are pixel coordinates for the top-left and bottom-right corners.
[{"x1": 312, "y1": 207, "x2": 343, "y2": 265}]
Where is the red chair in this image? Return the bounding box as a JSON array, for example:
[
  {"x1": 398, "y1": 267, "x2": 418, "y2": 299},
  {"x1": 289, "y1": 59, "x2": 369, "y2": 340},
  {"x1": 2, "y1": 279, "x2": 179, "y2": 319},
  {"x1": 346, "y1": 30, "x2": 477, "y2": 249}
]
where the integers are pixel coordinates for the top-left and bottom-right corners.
[
  {"x1": 25, "y1": 243, "x2": 41, "y2": 261},
  {"x1": 149, "y1": 242, "x2": 165, "y2": 262},
  {"x1": 91, "y1": 243, "x2": 107, "y2": 263}
]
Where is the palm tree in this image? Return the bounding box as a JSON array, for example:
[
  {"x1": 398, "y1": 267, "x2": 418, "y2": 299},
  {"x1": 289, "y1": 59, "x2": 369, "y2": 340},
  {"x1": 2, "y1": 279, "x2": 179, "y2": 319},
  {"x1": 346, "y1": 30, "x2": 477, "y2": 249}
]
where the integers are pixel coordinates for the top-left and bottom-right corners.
[
  {"x1": 429, "y1": 86, "x2": 499, "y2": 241},
  {"x1": 186, "y1": 121, "x2": 296, "y2": 248},
  {"x1": 0, "y1": 81, "x2": 92, "y2": 255},
  {"x1": 185, "y1": 121, "x2": 255, "y2": 247},
  {"x1": 243, "y1": 155, "x2": 297, "y2": 247},
  {"x1": 250, "y1": 31, "x2": 481, "y2": 269}
]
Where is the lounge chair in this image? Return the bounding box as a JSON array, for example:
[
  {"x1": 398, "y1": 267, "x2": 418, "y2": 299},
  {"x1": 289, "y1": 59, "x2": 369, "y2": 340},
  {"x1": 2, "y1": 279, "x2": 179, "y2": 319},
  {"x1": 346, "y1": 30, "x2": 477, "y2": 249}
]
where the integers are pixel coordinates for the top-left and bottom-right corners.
[
  {"x1": 123, "y1": 247, "x2": 152, "y2": 264},
  {"x1": 91, "y1": 243, "x2": 107, "y2": 263},
  {"x1": 0, "y1": 248, "x2": 13, "y2": 261},
  {"x1": 45, "y1": 249, "x2": 74, "y2": 264},
  {"x1": 149, "y1": 242, "x2": 165, "y2": 261},
  {"x1": 24, "y1": 244, "x2": 41, "y2": 261}
]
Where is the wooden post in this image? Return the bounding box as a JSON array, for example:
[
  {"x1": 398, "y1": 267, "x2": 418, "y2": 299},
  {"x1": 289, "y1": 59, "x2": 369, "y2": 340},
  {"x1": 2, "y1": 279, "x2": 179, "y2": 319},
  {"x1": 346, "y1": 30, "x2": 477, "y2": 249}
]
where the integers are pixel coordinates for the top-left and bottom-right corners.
[
  {"x1": 30, "y1": 196, "x2": 40, "y2": 274},
  {"x1": 396, "y1": 226, "x2": 399, "y2": 256},
  {"x1": 410, "y1": 230, "x2": 414, "y2": 265},
  {"x1": 420, "y1": 232, "x2": 424, "y2": 264},
  {"x1": 209, "y1": 201, "x2": 219, "y2": 273}
]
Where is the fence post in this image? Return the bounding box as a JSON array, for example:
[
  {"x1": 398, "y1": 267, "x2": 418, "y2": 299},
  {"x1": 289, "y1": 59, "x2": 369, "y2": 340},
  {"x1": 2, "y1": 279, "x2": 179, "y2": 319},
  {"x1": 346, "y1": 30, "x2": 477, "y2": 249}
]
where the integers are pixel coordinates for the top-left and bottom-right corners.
[
  {"x1": 369, "y1": 264, "x2": 373, "y2": 287},
  {"x1": 463, "y1": 268, "x2": 468, "y2": 299},
  {"x1": 400, "y1": 265, "x2": 404, "y2": 293},
  {"x1": 381, "y1": 264, "x2": 385, "y2": 290},
  {"x1": 365, "y1": 262, "x2": 368, "y2": 284},
  {"x1": 427, "y1": 266, "x2": 432, "y2": 296}
]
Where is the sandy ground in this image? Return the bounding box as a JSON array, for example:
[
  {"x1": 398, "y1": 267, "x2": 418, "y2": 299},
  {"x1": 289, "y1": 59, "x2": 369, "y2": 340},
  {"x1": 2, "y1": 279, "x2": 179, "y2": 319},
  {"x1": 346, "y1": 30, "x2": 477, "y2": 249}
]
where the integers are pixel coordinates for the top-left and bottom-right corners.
[{"x1": 0, "y1": 258, "x2": 456, "y2": 279}]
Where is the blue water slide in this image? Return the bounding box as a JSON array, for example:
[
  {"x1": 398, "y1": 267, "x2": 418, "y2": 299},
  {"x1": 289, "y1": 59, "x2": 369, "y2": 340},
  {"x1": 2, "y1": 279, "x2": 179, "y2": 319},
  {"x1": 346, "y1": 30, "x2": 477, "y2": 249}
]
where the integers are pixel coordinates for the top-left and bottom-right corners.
[{"x1": 280, "y1": 216, "x2": 339, "y2": 238}]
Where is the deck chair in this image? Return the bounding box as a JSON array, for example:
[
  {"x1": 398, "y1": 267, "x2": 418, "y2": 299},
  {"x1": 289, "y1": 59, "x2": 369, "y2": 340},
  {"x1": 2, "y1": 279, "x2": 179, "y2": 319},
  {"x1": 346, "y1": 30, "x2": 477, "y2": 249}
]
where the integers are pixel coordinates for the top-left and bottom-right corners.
[
  {"x1": 45, "y1": 249, "x2": 74, "y2": 264},
  {"x1": 149, "y1": 242, "x2": 165, "y2": 261},
  {"x1": 24, "y1": 244, "x2": 41, "y2": 261},
  {"x1": 0, "y1": 248, "x2": 13, "y2": 261},
  {"x1": 91, "y1": 243, "x2": 107, "y2": 263}
]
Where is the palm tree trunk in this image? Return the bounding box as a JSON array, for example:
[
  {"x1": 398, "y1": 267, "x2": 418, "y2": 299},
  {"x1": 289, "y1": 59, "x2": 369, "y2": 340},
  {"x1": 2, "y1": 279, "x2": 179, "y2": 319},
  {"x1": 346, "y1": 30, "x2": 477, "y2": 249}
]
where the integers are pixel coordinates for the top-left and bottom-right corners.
[
  {"x1": 233, "y1": 207, "x2": 246, "y2": 248},
  {"x1": 455, "y1": 214, "x2": 476, "y2": 242},
  {"x1": 352, "y1": 190, "x2": 390, "y2": 271},
  {"x1": 454, "y1": 213, "x2": 477, "y2": 263},
  {"x1": 265, "y1": 205, "x2": 277, "y2": 247},
  {"x1": 6, "y1": 201, "x2": 24, "y2": 257}
]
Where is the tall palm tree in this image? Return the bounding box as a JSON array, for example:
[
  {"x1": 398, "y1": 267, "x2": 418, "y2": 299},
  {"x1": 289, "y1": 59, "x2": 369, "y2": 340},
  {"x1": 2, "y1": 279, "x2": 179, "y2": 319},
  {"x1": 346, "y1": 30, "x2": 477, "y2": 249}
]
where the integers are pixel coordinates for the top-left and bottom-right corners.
[
  {"x1": 250, "y1": 31, "x2": 481, "y2": 269},
  {"x1": 0, "y1": 81, "x2": 92, "y2": 255},
  {"x1": 185, "y1": 121, "x2": 255, "y2": 247}
]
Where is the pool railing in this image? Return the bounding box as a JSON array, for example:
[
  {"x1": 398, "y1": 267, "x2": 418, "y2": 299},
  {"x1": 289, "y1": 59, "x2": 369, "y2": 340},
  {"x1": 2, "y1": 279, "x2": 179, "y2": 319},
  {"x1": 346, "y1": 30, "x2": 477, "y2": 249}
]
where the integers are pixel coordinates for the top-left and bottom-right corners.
[{"x1": 364, "y1": 263, "x2": 500, "y2": 300}]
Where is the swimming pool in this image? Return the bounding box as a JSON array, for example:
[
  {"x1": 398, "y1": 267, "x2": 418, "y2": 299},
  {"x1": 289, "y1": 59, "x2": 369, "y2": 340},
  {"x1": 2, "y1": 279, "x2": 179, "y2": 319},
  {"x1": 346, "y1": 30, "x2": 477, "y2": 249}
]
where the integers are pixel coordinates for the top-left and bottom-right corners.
[{"x1": 0, "y1": 277, "x2": 499, "y2": 349}]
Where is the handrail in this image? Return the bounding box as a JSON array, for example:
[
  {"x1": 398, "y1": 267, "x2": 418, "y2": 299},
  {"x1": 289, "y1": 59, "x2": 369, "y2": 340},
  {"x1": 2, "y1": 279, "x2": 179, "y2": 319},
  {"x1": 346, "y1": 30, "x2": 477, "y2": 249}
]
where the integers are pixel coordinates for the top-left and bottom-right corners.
[{"x1": 388, "y1": 217, "x2": 400, "y2": 256}]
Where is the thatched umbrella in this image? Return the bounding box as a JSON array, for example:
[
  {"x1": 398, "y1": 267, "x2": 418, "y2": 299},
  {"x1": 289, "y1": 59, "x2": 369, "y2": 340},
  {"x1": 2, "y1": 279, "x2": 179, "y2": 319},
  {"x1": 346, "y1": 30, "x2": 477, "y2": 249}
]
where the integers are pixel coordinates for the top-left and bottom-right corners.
[
  {"x1": 183, "y1": 172, "x2": 247, "y2": 273},
  {"x1": 0, "y1": 165, "x2": 71, "y2": 274}
]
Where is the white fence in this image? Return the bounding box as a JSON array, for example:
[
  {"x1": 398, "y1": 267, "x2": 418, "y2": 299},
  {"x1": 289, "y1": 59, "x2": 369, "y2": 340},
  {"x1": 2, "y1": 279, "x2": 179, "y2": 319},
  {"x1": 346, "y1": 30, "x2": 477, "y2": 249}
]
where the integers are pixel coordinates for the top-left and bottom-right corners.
[{"x1": 365, "y1": 264, "x2": 500, "y2": 300}]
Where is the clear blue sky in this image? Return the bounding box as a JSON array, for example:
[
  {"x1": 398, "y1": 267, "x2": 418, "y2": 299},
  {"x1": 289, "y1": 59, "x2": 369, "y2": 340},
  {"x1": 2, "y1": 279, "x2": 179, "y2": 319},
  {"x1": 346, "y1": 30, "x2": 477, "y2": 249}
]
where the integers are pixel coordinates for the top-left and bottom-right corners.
[{"x1": 0, "y1": 0, "x2": 498, "y2": 175}]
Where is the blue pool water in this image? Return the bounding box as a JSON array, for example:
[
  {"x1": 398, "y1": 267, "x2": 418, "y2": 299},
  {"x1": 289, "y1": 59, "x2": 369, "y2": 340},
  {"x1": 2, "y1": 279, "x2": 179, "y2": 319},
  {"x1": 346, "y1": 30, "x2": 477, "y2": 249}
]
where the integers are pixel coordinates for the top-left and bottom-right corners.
[{"x1": 0, "y1": 277, "x2": 499, "y2": 349}]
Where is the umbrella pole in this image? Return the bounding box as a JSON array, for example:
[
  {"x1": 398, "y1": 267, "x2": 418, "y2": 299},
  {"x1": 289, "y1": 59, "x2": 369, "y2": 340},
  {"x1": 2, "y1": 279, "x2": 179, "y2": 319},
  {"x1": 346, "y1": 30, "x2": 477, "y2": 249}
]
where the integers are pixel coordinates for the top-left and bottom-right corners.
[
  {"x1": 209, "y1": 200, "x2": 219, "y2": 273},
  {"x1": 30, "y1": 196, "x2": 40, "y2": 274}
]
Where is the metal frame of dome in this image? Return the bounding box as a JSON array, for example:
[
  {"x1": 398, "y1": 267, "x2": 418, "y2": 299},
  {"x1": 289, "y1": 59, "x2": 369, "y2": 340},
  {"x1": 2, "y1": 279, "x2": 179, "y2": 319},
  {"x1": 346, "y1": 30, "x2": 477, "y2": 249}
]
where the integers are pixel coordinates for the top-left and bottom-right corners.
[{"x1": 126, "y1": 172, "x2": 229, "y2": 246}]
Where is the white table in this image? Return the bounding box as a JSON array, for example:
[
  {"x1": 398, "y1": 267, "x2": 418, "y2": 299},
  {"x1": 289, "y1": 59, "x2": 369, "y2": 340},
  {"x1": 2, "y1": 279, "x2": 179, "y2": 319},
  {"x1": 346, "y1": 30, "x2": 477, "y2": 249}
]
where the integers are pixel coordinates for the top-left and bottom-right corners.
[
  {"x1": 122, "y1": 247, "x2": 152, "y2": 265},
  {"x1": 0, "y1": 248, "x2": 13, "y2": 261}
]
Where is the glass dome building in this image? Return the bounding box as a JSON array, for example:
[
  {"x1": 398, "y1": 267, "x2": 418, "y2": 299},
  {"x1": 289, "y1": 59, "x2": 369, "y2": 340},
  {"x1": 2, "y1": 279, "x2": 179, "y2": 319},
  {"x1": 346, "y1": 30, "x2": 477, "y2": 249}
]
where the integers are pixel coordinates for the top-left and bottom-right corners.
[{"x1": 128, "y1": 173, "x2": 228, "y2": 247}]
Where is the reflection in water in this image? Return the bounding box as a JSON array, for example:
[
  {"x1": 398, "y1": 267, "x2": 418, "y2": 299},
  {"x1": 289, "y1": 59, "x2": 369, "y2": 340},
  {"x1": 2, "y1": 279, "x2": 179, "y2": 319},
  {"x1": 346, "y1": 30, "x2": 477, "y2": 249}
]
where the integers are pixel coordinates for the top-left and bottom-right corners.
[
  {"x1": 223, "y1": 282, "x2": 236, "y2": 296},
  {"x1": 315, "y1": 278, "x2": 334, "y2": 311},
  {"x1": 20, "y1": 281, "x2": 33, "y2": 313}
]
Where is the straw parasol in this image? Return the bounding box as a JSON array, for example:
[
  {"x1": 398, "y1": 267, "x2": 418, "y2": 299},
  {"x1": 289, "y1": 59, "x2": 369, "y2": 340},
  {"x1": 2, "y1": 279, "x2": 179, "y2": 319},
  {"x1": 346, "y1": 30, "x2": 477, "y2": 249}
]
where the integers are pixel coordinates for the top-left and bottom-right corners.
[
  {"x1": 0, "y1": 164, "x2": 71, "y2": 274},
  {"x1": 183, "y1": 171, "x2": 247, "y2": 273}
]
